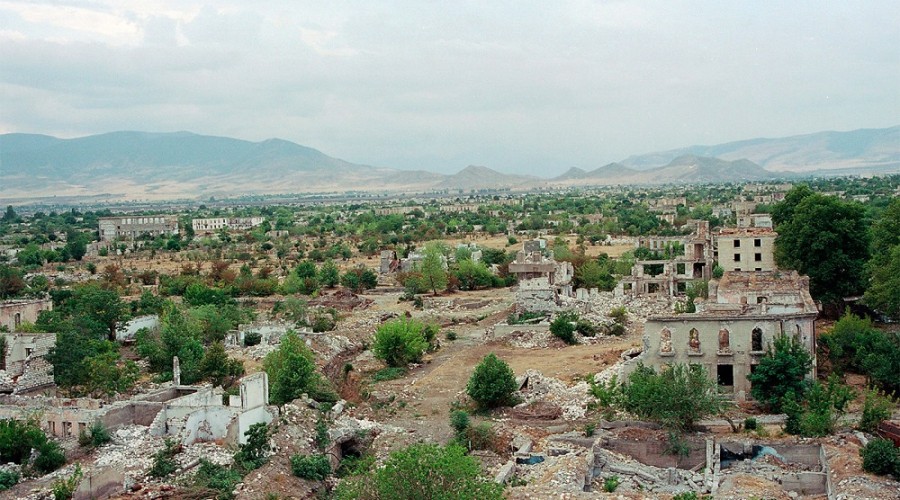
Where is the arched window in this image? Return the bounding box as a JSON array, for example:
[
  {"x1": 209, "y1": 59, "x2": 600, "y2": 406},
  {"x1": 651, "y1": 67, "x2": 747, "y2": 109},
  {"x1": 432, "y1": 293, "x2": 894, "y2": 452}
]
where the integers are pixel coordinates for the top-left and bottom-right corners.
[
  {"x1": 14, "y1": 313, "x2": 21, "y2": 328},
  {"x1": 752, "y1": 328, "x2": 763, "y2": 352},
  {"x1": 688, "y1": 328, "x2": 701, "y2": 353},
  {"x1": 660, "y1": 328, "x2": 673, "y2": 353}
]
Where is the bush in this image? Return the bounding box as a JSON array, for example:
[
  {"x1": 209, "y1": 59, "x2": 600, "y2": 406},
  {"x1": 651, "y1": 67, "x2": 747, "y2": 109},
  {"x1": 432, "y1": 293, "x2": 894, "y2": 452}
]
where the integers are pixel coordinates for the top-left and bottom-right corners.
[
  {"x1": 550, "y1": 311, "x2": 578, "y2": 345},
  {"x1": 0, "y1": 418, "x2": 65, "y2": 474},
  {"x1": 619, "y1": 363, "x2": 728, "y2": 432},
  {"x1": 291, "y1": 454, "x2": 331, "y2": 480},
  {"x1": 781, "y1": 376, "x2": 854, "y2": 437},
  {"x1": 575, "y1": 319, "x2": 597, "y2": 337},
  {"x1": 465, "y1": 422, "x2": 497, "y2": 451},
  {"x1": 264, "y1": 330, "x2": 329, "y2": 405},
  {"x1": 372, "y1": 317, "x2": 429, "y2": 367},
  {"x1": 743, "y1": 418, "x2": 758, "y2": 431},
  {"x1": 506, "y1": 311, "x2": 544, "y2": 325},
  {"x1": 608, "y1": 307, "x2": 628, "y2": 325},
  {"x1": 445, "y1": 330, "x2": 457, "y2": 341},
  {"x1": 860, "y1": 439, "x2": 899, "y2": 477},
  {"x1": 747, "y1": 334, "x2": 813, "y2": 412},
  {"x1": 193, "y1": 459, "x2": 242, "y2": 499},
  {"x1": 371, "y1": 367, "x2": 406, "y2": 382},
  {"x1": 823, "y1": 310, "x2": 900, "y2": 393},
  {"x1": 859, "y1": 388, "x2": 894, "y2": 433},
  {"x1": 603, "y1": 475, "x2": 620, "y2": 492},
  {"x1": 50, "y1": 465, "x2": 82, "y2": 500},
  {"x1": 466, "y1": 354, "x2": 518, "y2": 409},
  {"x1": 149, "y1": 439, "x2": 180, "y2": 478},
  {"x1": 0, "y1": 469, "x2": 19, "y2": 490},
  {"x1": 450, "y1": 410, "x2": 470, "y2": 440},
  {"x1": 332, "y1": 443, "x2": 504, "y2": 500},
  {"x1": 77, "y1": 421, "x2": 111, "y2": 449},
  {"x1": 234, "y1": 423, "x2": 270, "y2": 471}
]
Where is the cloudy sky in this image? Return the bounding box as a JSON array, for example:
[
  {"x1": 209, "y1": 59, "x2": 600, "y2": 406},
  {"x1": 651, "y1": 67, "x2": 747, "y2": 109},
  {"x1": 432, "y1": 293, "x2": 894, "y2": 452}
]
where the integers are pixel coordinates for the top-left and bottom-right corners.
[{"x1": 1, "y1": 1, "x2": 898, "y2": 176}]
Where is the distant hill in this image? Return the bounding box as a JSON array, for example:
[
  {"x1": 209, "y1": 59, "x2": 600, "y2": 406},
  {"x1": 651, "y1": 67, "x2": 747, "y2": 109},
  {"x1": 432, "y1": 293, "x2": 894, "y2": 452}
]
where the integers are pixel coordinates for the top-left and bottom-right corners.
[
  {"x1": 620, "y1": 126, "x2": 900, "y2": 172},
  {"x1": 435, "y1": 165, "x2": 537, "y2": 190},
  {"x1": 1, "y1": 126, "x2": 897, "y2": 201}
]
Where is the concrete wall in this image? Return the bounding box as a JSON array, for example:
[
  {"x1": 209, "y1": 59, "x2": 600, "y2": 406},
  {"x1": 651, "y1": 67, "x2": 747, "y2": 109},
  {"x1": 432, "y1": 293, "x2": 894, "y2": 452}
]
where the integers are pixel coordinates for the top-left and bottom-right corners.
[
  {"x1": 603, "y1": 437, "x2": 706, "y2": 469},
  {"x1": 717, "y1": 235, "x2": 776, "y2": 272},
  {"x1": 74, "y1": 466, "x2": 125, "y2": 500}
]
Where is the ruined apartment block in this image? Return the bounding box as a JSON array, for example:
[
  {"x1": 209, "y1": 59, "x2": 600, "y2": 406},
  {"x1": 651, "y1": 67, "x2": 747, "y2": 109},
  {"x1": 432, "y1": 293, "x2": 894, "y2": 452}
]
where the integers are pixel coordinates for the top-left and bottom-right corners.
[
  {"x1": 98, "y1": 216, "x2": 180, "y2": 241},
  {"x1": 191, "y1": 217, "x2": 265, "y2": 234},
  {"x1": 0, "y1": 331, "x2": 55, "y2": 394},
  {"x1": 716, "y1": 227, "x2": 777, "y2": 272},
  {"x1": 510, "y1": 240, "x2": 574, "y2": 312},
  {"x1": 637, "y1": 270, "x2": 818, "y2": 401}
]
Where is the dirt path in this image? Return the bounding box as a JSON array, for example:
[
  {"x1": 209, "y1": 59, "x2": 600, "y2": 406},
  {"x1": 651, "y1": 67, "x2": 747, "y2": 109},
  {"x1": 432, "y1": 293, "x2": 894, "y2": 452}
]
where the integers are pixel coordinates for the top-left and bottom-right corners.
[{"x1": 370, "y1": 317, "x2": 639, "y2": 442}]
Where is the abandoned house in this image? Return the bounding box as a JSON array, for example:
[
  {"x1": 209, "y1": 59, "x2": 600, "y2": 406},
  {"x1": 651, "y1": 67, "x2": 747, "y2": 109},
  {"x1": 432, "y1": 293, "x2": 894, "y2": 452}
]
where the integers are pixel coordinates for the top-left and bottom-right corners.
[
  {"x1": 191, "y1": 217, "x2": 265, "y2": 234},
  {"x1": 715, "y1": 227, "x2": 777, "y2": 272},
  {"x1": 98, "y1": 216, "x2": 180, "y2": 241},
  {"x1": 0, "y1": 298, "x2": 53, "y2": 332},
  {"x1": 511, "y1": 241, "x2": 575, "y2": 312},
  {"x1": 636, "y1": 270, "x2": 818, "y2": 401}
]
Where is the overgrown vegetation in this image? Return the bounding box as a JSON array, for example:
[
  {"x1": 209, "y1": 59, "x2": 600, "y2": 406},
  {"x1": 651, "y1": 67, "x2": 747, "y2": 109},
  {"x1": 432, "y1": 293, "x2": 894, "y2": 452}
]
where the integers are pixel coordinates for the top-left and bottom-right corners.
[
  {"x1": 0, "y1": 418, "x2": 66, "y2": 475},
  {"x1": 466, "y1": 353, "x2": 518, "y2": 409}
]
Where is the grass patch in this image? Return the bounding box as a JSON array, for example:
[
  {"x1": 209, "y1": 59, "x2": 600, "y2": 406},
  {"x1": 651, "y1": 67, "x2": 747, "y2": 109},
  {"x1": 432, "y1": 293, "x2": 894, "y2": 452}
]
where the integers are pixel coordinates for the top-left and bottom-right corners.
[{"x1": 371, "y1": 367, "x2": 407, "y2": 382}]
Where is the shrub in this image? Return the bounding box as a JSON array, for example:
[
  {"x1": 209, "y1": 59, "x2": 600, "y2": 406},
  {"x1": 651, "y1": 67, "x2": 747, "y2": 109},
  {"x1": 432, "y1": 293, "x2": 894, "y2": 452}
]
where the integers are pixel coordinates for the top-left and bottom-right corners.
[
  {"x1": 859, "y1": 388, "x2": 894, "y2": 433},
  {"x1": 619, "y1": 363, "x2": 728, "y2": 432},
  {"x1": 0, "y1": 418, "x2": 65, "y2": 474},
  {"x1": 603, "y1": 475, "x2": 620, "y2": 492},
  {"x1": 314, "y1": 417, "x2": 330, "y2": 450},
  {"x1": 608, "y1": 306, "x2": 628, "y2": 325},
  {"x1": 0, "y1": 469, "x2": 19, "y2": 490},
  {"x1": 78, "y1": 421, "x2": 111, "y2": 449},
  {"x1": 291, "y1": 454, "x2": 331, "y2": 480},
  {"x1": 782, "y1": 376, "x2": 854, "y2": 437},
  {"x1": 50, "y1": 465, "x2": 82, "y2": 500},
  {"x1": 371, "y1": 367, "x2": 406, "y2": 382},
  {"x1": 264, "y1": 330, "x2": 330, "y2": 405},
  {"x1": 445, "y1": 330, "x2": 457, "y2": 341},
  {"x1": 465, "y1": 422, "x2": 497, "y2": 451},
  {"x1": 743, "y1": 418, "x2": 758, "y2": 431},
  {"x1": 575, "y1": 319, "x2": 597, "y2": 337},
  {"x1": 332, "y1": 443, "x2": 504, "y2": 500},
  {"x1": 193, "y1": 459, "x2": 242, "y2": 499},
  {"x1": 372, "y1": 317, "x2": 429, "y2": 367},
  {"x1": 149, "y1": 439, "x2": 180, "y2": 478},
  {"x1": 747, "y1": 334, "x2": 813, "y2": 412},
  {"x1": 234, "y1": 423, "x2": 270, "y2": 471},
  {"x1": 450, "y1": 410, "x2": 470, "y2": 440},
  {"x1": 466, "y1": 354, "x2": 518, "y2": 409},
  {"x1": 550, "y1": 311, "x2": 578, "y2": 345},
  {"x1": 507, "y1": 311, "x2": 544, "y2": 325},
  {"x1": 860, "y1": 439, "x2": 899, "y2": 477}
]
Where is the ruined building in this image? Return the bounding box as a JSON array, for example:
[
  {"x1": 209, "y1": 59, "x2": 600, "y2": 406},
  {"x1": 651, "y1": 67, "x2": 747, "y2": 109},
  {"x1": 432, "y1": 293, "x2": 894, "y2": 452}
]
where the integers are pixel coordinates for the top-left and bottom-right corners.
[
  {"x1": 0, "y1": 331, "x2": 55, "y2": 394},
  {"x1": 510, "y1": 240, "x2": 575, "y2": 312},
  {"x1": 622, "y1": 220, "x2": 715, "y2": 297},
  {"x1": 191, "y1": 217, "x2": 265, "y2": 234},
  {"x1": 637, "y1": 270, "x2": 818, "y2": 401},
  {"x1": 0, "y1": 298, "x2": 52, "y2": 331},
  {"x1": 98, "y1": 216, "x2": 179, "y2": 241},
  {"x1": 715, "y1": 227, "x2": 777, "y2": 272}
]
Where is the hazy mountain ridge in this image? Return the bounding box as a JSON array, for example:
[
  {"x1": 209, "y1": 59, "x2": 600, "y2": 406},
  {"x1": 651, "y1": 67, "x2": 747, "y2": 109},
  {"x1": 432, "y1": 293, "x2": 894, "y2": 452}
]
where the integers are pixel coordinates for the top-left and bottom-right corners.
[
  {"x1": 621, "y1": 126, "x2": 900, "y2": 172},
  {"x1": 1, "y1": 127, "x2": 897, "y2": 200}
]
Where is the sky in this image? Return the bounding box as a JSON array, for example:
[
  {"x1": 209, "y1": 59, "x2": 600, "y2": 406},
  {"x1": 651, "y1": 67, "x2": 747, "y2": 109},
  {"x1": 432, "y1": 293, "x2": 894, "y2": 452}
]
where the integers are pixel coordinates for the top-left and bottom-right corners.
[{"x1": 0, "y1": 1, "x2": 898, "y2": 177}]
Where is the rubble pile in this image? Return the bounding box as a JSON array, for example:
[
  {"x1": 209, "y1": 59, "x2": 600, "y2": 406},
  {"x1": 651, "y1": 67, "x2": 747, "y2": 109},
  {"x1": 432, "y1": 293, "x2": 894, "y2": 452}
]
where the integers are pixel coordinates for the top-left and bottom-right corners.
[{"x1": 516, "y1": 370, "x2": 592, "y2": 420}]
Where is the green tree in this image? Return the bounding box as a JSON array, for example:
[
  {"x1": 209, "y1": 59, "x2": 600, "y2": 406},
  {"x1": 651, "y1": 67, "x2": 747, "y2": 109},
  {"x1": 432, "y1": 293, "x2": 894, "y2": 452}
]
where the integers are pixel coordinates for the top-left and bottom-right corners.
[
  {"x1": 822, "y1": 310, "x2": 900, "y2": 393},
  {"x1": 64, "y1": 231, "x2": 90, "y2": 261},
  {"x1": 199, "y1": 342, "x2": 244, "y2": 388},
  {"x1": 453, "y1": 259, "x2": 493, "y2": 291},
  {"x1": 747, "y1": 334, "x2": 813, "y2": 411},
  {"x1": 333, "y1": 443, "x2": 504, "y2": 500},
  {"x1": 319, "y1": 259, "x2": 340, "y2": 288},
  {"x1": 263, "y1": 330, "x2": 323, "y2": 404},
  {"x1": 773, "y1": 190, "x2": 869, "y2": 307},
  {"x1": 466, "y1": 353, "x2": 518, "y2": 409},
  {"x1": 83, "y1": 351, "x2": 139, "y2": 397},
  {"x1": 864, "y1": 245, "x2": 900, "y2": 319},
  {"x1": 372, "y1": 317, "x2": 429, "y2": 368},
  {"x1": 0, "y1": 265, "x2": 26, "y2": 299},
  {"x1": 618, "y1": 363, "x2": 728, "y2": 432},
  {"x1": 575, "y1": 259, "x2": 615, "y2": 291},
  {"x1": 234, "y1": 422, "x2": 270, "y2": 471},
  {"x1": 71, "y1": 284, "x2": 130, "y2": 341},
  {"x1": 1, "y1": 205, "x2": 18, "y2": 223},
  {"x1": 419, "y1": 242, "x2": 448, "y2": 295}
]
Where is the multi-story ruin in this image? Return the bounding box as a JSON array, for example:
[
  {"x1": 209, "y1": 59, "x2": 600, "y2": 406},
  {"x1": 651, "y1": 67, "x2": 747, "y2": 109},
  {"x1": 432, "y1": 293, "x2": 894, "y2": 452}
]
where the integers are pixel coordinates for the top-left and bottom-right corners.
[
  {"x1": 510, "y1": 240, "x2": 575, "y2": 312},
  {"x1": 637, "y1": 270, "x2": 818, "y2": 401},
  {"x1": 191, "y1": 217, "x2": 265, "y2": 234},
  {"x1": 715, "y1": 227, "x2": 777, "y2": 272},
  {"x1": 622, "y1": 220, "x2": 714, "y2": 297},
  {"x1": 98, "y1": 216, "x2": 179, "y2": 241}
]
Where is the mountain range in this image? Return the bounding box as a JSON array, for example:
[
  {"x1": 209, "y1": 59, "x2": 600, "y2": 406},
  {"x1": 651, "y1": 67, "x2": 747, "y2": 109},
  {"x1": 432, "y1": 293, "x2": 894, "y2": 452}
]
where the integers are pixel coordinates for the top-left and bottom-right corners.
[{"x1": 1, "y1": 127, "x2": 897, "y2": 201}]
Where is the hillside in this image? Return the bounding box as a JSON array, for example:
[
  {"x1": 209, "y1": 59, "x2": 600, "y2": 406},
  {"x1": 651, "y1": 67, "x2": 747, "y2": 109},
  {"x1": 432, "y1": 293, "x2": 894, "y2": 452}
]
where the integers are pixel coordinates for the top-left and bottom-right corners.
[{"x1": 620, "y1": 126, "x2": 900, "y2": 172}]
